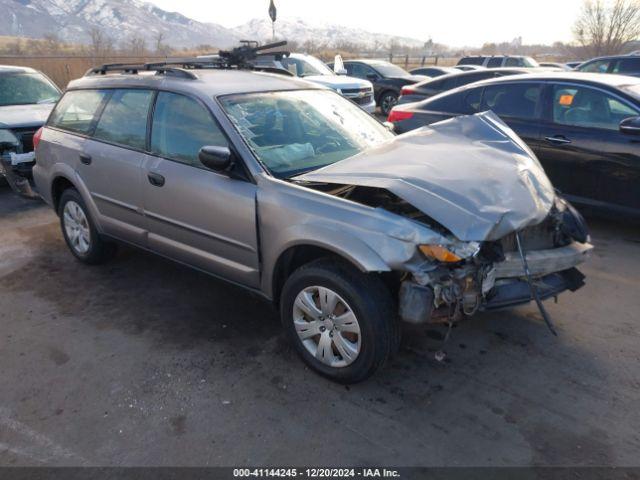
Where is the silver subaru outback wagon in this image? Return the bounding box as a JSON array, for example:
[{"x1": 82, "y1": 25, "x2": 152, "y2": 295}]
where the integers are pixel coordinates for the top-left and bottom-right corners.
[{"x1": 33, "y1": 62, "x2": 592, "y2": 383}]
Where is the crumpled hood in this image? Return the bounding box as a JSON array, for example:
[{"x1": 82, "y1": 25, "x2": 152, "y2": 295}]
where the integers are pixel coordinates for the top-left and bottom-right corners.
[
  {"x1": 0, "y1": 103, "x2": 55, "y2": 129},
  {"x1": 296, "y1": 111, "x2": 555, "y2": 242}
]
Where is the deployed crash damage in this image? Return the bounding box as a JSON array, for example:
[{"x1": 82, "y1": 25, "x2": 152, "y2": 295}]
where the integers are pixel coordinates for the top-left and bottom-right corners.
[{"x1": 296, "y1": 112, "x2": 592, "y2": 327}]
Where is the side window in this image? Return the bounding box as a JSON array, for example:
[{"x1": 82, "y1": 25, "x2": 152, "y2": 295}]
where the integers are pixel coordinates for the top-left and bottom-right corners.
[
  {"x1": 579, "y1": 59, "x2": 611, "y2": 73},
  {"x1": 504, "y1": 57, "x2": 520, "y2": 67},
  {"x1": 482, "y1": 83, "x2": 541, "y2": 119},
  {"x1": 48, "y1": 90, "x2": 107, "y2": 135},
  {"x1": 93, "y1": 89, "x2": 153, "y2": 150},
  {"x1": 441, "y1": 76, "x2": 460, "y2": 90},
  {"x1": 612, "y1": 58, "x2": 640, "y2": 74},
  {"x1": 462, "y1": 88, "x2": 483, "y2": 113},
  {"x1": 151, "y1": 92, "x2": 227, "y2": 167},
  {"x1": 551, "y1": 84, "x2": 640, "y2": 131},
  {"x1": 487, "y1": 57, "x2": 502, "y2": 68},
  {"x1": 348, "y1": 63, "x2": 367, "y2": 79},
  {"x1": 427, "y1": 91, "x2": 463, "y2": 112}
]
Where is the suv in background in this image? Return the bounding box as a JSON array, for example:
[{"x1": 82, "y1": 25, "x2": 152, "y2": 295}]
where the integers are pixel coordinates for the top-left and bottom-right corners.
[
  {"x1": 457, "y1": 55, "x2": 540, "y2": 68},
  {"x1": 255, "y1": 53, "x2": 376, "y2": 113},
  {"x1": 576, "y1": 54, "x2": 640, "y2": 77},
  {"x1": 34, "y1": 59, "x2": 591, "y2": 383},
  {"x1": 0, "y1": 65, "x2": 61, "y2": 196}
]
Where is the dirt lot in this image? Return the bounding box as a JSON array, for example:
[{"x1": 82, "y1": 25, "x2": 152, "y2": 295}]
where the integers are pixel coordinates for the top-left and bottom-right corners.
[{"x1": 0, "y1": 185, "x2": 639, "y2": 467}]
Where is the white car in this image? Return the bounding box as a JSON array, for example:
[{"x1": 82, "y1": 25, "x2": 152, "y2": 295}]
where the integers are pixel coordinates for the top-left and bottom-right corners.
[{"x1": 261, "y1": 53, "x2": 376, "y2": 114}]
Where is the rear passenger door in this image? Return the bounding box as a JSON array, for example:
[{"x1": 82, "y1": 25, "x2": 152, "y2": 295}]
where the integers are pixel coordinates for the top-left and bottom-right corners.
[
  {"x1": 143, "y1": 91, "x2": 260, "y2": 288},
  {"x1": 80, "y1": 89, "x2": 154, "y2": 244}
]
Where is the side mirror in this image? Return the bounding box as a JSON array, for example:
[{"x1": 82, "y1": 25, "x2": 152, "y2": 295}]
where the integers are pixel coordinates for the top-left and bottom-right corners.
[
  {"x1": 366, "y1": 73, "x2": 379, "y2": 81},
  {"x1": 335, "y1": 68, "x2": 348, "y2": 76},
  {"x1": 619, "y1": 116, "x2": 640, "y2": 135},
  {"x1": 199, "y1": 146, "x2": 233, "y2": 172}
]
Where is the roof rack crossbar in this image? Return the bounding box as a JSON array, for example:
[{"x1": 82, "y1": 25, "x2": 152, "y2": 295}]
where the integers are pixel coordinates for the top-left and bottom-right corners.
[{"x1": 85, "y1": 40, "x2": 292, "y2": 78}]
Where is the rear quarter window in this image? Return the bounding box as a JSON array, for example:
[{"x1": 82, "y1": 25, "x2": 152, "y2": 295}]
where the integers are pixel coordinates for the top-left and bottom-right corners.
[
  {"x1": 48, "y1": 90, "x2": 108, "y2": 135},
  {"x1": 93, "y1": 89, "x2": 154, "y2": 150}
]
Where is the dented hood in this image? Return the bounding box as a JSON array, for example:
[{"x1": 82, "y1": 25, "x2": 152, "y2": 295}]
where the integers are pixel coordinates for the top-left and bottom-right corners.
[{"x1": 296, "y1": 112, "x2": 555, "y2": 242}]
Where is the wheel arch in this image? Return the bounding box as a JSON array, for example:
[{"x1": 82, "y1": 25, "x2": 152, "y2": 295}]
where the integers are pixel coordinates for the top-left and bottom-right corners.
[{"x1": 268, "y1": 238, "x2": 390, "y2": 306}]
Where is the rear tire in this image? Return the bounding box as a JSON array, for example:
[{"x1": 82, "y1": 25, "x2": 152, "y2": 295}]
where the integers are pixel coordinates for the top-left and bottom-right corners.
[
  {"x1": 280, "y1": 258, "x2": 398, "y2": 384},
  {"x1": 58, "y1": 188, "x2": 116, "y2": 265}
]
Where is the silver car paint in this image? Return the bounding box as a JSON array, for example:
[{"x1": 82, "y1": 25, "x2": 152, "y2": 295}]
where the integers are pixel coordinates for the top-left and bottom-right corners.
[{"x1": 33, "y1": 71, "x2": 569, "y2": 303}]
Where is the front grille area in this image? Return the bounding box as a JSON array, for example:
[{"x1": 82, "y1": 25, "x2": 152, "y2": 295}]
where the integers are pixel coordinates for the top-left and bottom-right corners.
[
  {"x1": 500, "y1": 217, "x2": 558, "y2": 253},
  {"x1": 342, "y1": 87, "x2": 372, "y2": 96},
  {"x1": 12, "y1": 128, "x2": 37, "y2": 153},
  {"x1": 352, "y1": 95, "x2": 373, "y2": 105}
]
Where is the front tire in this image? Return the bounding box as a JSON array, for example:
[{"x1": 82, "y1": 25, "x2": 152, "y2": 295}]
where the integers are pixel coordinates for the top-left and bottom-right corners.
[
  {"x1": 379, "y1": 91, "x2": 398, "y2": 116},
  {"x1": 58, "y1": 188, "x2": 116, "y2": 264},
  {"x1": 280, "y1": 259, "x2": 397, "y2": 383}
]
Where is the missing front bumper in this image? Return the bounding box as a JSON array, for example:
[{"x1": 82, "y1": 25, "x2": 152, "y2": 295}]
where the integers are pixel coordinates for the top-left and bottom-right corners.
[{"x1": 398, "y1": 268, "x2": 586, "y2": 324}]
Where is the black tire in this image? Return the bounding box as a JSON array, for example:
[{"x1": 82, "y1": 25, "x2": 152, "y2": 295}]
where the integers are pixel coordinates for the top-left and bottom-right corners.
[
  {"x1": 58, "y1": 188, "x2": 117, "y2": 265},
  {"x1": 280, "y1": 258, "x2": 398, "y2": 384},
  {"x1": 379, "y1": 91, "x2": 398, "y2": 116}
]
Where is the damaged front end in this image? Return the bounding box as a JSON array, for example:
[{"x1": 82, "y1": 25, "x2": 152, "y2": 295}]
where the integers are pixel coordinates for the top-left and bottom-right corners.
[
  {"x1": 398, "y1": 196, "x2": 592, "y2": 326},
  {"x1": 0, "y1": 128, "x2": 38, "y2": 198},
  {"x1": 295, "y1": 111, "x2": 593, "y2": 328}
]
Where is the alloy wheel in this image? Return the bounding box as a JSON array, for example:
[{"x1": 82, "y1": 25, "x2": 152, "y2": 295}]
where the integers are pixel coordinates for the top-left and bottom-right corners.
[
  {"x1": 63, "y1": 201, "x2": 91, "y2": 254},
  {"x1": 293, "y1": 286, "x2": 361, "y2": 368}
]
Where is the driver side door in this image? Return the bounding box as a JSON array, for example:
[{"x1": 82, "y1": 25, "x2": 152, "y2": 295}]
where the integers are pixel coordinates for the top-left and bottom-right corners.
[{"x1": 142, "y1": 91, "x2": 260, "y2": 287}]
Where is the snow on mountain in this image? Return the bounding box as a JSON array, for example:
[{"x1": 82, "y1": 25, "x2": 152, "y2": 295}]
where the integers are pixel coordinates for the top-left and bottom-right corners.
[
  {"x1": 0, "y1": 0, "x2": 426, "y2": 51},
  {"x1": 0, "y1": 0, "x2": 241, "y2": 48},
  {"x1": 235, "y1": 18, "x2": 427, "y2": 50}
]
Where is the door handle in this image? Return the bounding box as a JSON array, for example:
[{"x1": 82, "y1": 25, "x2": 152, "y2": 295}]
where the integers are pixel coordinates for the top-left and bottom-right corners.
[
  {"x1": 147, "y1": 172, "x2": 165, "y2": 187},
  {"x1": 545, "y1": 136, "x2": 572, "y2": 145},
  {"x1": 79, "y1": 153, "x2": 92, "y2": 165}
]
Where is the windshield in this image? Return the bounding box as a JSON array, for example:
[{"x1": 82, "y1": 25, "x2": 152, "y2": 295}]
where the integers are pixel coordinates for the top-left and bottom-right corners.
[
  {"x1": 0, "y1": 73, "x2": 60, "y2": 107},
  {"x1": 372, "y1": 62, "x2": 410, "y2": 77},
  {"x1": 522, "y1": 57, "x2": 540, "y2": 68},
  {"x1": 281, "y1": 56, "x2": 334, "y2": 77},
  {"x1": 221, "y1": 90, "x2": 393, "y2": 178}
]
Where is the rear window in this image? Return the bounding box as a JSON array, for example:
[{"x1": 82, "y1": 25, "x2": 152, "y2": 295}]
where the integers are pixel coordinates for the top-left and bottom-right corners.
[
  {"x1": 48, "y1": 90, "x2": 108, "y2": 135},
  {"x1": 93, "y1": 89, "x2": 154, "y2": 150}
]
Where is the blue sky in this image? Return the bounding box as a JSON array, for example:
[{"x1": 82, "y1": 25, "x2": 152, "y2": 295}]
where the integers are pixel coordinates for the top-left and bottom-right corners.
[{"x1": 148, "y1": 0, "x2": 585, "y2": 47}]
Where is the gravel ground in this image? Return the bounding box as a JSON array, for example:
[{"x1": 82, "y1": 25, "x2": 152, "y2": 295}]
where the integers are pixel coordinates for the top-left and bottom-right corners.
[{"x1": 0, "y1": 185, "x2": 639, "y2": 467}]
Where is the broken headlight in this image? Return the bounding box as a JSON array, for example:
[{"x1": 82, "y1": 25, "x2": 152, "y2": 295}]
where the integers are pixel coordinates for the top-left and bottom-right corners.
[{"x1": 419, "y1": 241, "x2": 480, "y2": 263}]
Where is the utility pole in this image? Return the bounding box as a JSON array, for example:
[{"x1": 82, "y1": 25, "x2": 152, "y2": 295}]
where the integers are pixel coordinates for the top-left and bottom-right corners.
[{"x1": 269, "y1": 0, "x2": 277, "y2": 41}]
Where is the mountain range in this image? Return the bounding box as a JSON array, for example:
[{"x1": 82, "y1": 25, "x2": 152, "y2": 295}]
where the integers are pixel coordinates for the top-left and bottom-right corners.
[{"x1": 0, "y1": 0, "x2": 426, "y2": 49}]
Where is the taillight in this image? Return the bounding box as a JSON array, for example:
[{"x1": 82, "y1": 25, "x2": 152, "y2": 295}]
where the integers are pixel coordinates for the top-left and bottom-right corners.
[
  {"x1": 400, "y1": 86, "x2": 416, "y2": 96},
  {"x1": 387, "y1": 110, "x2": 414, "y2": 123},
  {"x1": 33, "y1": 127, "x2": 44, "y2": 150}
]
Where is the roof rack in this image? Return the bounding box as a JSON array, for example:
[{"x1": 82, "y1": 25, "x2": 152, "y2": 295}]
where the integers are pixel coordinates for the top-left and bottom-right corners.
[{"x1": 85, "y1": 40, "x2": 292, "y2": 79}]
